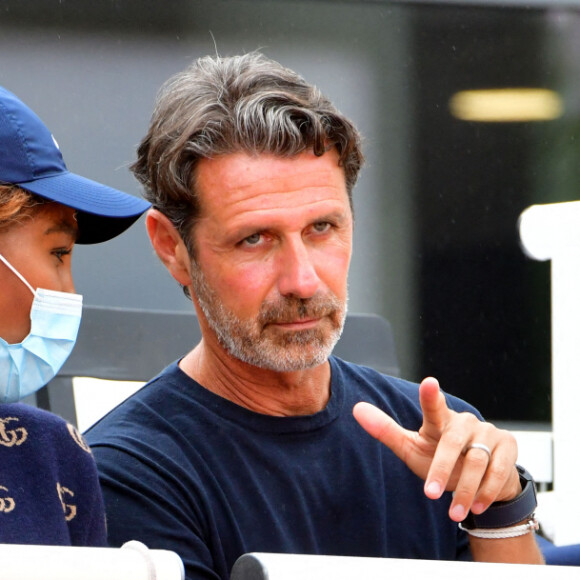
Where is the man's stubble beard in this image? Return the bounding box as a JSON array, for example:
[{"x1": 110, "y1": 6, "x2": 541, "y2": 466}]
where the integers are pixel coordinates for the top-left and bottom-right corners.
[{"x1": 190, "y1": 261, "x2": 347, "y2": 372}]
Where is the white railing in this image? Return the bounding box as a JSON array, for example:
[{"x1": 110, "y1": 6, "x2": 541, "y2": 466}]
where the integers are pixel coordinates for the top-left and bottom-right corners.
[
  {"x1": 230, "y1": 552, "x2": 578, "y2": 580},
  {"x1": 519, "y1": 200, "x2": 580, "y2": 546},
  {"x1": 0, "y1": 541, "x2": 184, "y2": 580}
]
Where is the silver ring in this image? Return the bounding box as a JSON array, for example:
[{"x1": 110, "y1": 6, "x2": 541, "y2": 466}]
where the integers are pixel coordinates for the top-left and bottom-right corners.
[{"x1": 466, "y1": 443, "x2": 492, "y2": 459}]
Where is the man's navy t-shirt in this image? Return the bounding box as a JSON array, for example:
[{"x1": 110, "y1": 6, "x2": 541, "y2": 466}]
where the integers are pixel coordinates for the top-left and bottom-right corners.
[{"x1": 87, "y1": 357, "x2": 477, "y2": 580}]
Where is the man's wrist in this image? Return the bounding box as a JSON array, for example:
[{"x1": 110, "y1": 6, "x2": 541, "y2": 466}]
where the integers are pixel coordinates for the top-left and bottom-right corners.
[
  {"x1": 461, "y1": 465, "x2": 537, "y2": 530},
  {"x1": 459, "y1": 518, "x2": 539, "y2": 539}
]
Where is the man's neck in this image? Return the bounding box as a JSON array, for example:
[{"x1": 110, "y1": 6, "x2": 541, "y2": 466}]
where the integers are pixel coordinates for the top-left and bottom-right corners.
[{"x1": 179, "y1": 341, "x2": 332, "y2": 416}]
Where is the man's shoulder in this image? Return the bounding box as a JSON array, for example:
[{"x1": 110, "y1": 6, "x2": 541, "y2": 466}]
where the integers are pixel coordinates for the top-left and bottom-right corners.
[
  {"x1": 331, "y1": 356, "x2": 419, "y2": 396},
  {"x1": 330, "y1": 356, "x2": 479, "y2": 416},
  {"x1": 84, "y1": 361, "x2": 188, "y2": 443}
]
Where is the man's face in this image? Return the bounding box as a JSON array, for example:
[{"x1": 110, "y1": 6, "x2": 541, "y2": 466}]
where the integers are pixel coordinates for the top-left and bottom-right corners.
[{"x1": 190, "y1": 150, "x2": 353, "y2": 372}]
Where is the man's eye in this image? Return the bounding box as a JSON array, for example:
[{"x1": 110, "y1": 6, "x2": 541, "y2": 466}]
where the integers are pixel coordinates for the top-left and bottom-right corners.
[
  {"x1": 313, "y1": 222, "x2": 331, "y2": 233},
  {"x1": 243, "y1": 233, "x2": 263, "y2": 246}
]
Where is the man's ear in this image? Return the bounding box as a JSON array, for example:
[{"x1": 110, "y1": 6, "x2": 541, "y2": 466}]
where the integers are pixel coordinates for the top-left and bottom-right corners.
[{"x1": 146, "y1": 209, "x2": 192, "y2": 287}]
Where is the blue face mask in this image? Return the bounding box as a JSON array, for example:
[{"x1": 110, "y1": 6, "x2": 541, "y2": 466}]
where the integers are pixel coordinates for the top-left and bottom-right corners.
[{"x1": 0, "y1": 253, "x2": 82, "y2": 403}]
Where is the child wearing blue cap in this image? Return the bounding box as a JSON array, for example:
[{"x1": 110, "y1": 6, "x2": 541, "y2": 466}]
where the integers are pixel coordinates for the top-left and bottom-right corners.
[{"x1": 0, "y1": 85, "x2": 150, "y2": 545}]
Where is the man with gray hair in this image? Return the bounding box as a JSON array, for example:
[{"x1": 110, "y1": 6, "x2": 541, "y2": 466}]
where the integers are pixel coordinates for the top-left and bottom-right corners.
[{"x1": 86, "y1": 52, "x2": 543, "y2": 579}]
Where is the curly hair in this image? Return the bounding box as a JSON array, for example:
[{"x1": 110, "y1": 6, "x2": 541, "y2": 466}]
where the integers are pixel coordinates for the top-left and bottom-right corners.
[
  {"x1": 131, "y1": 52, "x2": 364, "y2": 255},
  {"x1": 0, "y1": 184, "x2": 49, "y2": 231}
]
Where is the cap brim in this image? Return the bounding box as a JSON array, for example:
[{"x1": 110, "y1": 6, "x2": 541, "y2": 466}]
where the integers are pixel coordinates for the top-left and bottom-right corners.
[{"x1": 16, "y1": 170, "x2": 150, "y2": 244}]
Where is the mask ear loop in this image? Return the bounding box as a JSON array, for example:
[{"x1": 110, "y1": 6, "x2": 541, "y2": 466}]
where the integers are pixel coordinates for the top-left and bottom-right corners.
[{"x1": 0, "y1": 253, "x2": 36, "y2": 296}]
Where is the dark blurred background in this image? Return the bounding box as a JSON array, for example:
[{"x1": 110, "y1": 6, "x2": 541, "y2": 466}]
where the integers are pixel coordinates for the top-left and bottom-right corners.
[{"x1": 3, "y1": 0, "x2": 580, "y2": 424}]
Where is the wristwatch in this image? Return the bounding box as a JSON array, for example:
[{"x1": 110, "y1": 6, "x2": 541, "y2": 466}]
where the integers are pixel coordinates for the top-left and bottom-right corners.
[{"x1": 461, "y1": 464, "x2": 537, "y2": 530}]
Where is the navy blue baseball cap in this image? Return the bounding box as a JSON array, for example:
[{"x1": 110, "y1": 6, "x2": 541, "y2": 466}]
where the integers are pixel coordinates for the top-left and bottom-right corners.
[{"x1": 0, "y1": 85, "x2": 150, "y2": 244}]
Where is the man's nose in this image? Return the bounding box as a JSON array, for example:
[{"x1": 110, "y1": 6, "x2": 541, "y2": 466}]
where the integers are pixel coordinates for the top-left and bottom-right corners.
[{"x1": 276, "y1": 239, "x2": 321, "y2": 299}]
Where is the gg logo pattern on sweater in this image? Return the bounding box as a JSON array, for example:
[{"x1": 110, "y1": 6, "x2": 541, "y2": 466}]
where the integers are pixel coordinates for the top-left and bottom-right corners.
[
  {"x1": 57, "y1": 483, "x2": 77, "y2": 522},
  {"x1": 67, "y1": 423, "x2": 91, "y2": 454},
  {"x1": 0, "y1": 414, "x2": 78, "y2": 523},
  {"x1": 0, "y1": 417, "x2": 28, "y2": 447},
  {"x1": 0, "y1": 486, "x2": 15, "y2": 513},
  {"x1": 0, "y1": 416, "x2": 26, "y2": 516}
]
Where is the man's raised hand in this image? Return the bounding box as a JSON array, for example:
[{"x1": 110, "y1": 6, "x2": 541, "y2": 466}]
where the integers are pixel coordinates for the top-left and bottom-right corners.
[{"x1": 353, "y1": 377, "x2": 521, "y2": 522}]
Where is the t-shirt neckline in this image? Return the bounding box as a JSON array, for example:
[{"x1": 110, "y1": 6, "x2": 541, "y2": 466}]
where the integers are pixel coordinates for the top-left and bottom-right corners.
[{"x1": 169, "y1": 356, "x2": 344, "y2": 434}]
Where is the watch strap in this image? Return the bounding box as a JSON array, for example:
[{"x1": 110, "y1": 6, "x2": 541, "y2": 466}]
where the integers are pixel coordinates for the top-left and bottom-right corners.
[{"x1": 461, "y1": 464, "x2": 537, "y2": 530}]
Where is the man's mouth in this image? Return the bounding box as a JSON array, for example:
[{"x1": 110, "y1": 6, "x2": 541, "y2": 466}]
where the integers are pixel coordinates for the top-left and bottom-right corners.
[{"x1": 270, "y1": 317, "x2": 322, "y2": 330}]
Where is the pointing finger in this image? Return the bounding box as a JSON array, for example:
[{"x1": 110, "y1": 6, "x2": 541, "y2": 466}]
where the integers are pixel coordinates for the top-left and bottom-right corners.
[{"x1": 418, "y1": 377, "x2": 452, "y2": 440}]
